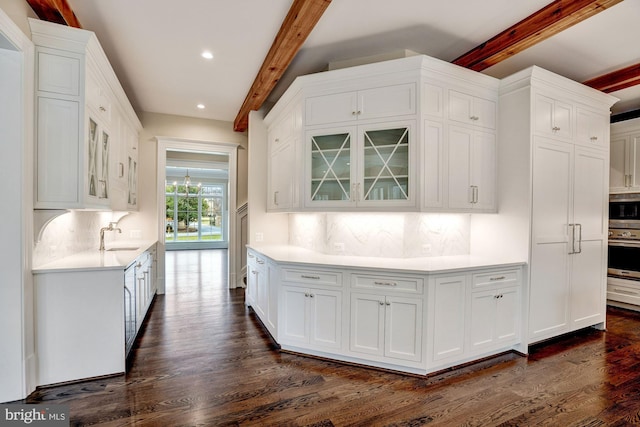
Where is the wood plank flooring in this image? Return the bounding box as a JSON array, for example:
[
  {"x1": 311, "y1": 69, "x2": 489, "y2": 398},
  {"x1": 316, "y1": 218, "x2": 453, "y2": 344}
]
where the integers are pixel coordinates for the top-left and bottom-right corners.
[{"x1": 23, "y1": 249, "x2": 640, "y2": 426}]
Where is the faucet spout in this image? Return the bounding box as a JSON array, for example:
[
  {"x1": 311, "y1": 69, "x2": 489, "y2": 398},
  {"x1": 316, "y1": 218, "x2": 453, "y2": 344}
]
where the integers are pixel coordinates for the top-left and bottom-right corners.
[{"x1": 99, "y1": 222, "x2": 122, "y2": 251}]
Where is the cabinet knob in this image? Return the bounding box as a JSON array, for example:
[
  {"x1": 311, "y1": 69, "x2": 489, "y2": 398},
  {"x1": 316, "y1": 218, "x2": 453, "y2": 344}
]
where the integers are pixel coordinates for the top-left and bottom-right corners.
[
  {"x1": 305, "y1": 293, "x2": 310, "y2": 297},
  {"x1": 590, "y1": 136, "x2": 598, "y2": 141},
  {"x1": 352, "y1": 111, "x2": 357, "y2": 116},
  {"x1": 99, "y1": 106, "x2": 106, "y2": 112},
  {"x1": 552, "y1": 126, "x2": 561, "y2": 132},
  {"x1": 385, "y1": 301, "x2": 391, "y2": 306},
  {"x1": 309, "y1": 294, "x2": 314, "y2": 298},
  {"x1": 470, "y1": 116, "x2": 479, "y2": 121},
  {"x1": 379, "y1": 301, "x2": 384, "y2": 306}
]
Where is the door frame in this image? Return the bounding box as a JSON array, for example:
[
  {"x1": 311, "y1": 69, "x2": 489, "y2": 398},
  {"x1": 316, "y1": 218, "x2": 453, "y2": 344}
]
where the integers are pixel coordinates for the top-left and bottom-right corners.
[
  {"x1": 0, "y1": 9, "x2": 36, "y2": 401},
  {"x1": 156, "y1": 137, "x2": 240, "y2": 291}
]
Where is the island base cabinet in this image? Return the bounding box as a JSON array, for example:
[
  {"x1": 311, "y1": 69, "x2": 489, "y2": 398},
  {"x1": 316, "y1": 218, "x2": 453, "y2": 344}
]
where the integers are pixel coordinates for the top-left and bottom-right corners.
[
  {"x1": 35, "y1": 270, "x2": 125, "y2": 386},
  {"x1": 279, "y1": 286, "x2": 342, "y2": 350},
  {"x1": 349, "y1": 293, "x2": 423, "y2": 364}
]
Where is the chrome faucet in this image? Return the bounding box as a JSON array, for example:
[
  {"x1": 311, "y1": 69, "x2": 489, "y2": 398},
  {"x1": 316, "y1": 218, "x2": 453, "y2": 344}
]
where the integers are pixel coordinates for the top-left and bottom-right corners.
[{"x1": 99, "y1": 222, "x2": 122, "y2": 251}]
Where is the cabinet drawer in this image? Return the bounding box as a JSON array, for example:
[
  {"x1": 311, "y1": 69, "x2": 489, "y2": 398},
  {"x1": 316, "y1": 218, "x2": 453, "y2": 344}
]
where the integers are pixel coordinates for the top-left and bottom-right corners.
[
  {"x1": 608, "y1": 282, "x2": 640, "y2": 306},
  {"x1": 472, "y1": 270, "x2": 519, "y2": 289},
  {"x1": 247, "y1": 251, "x2": 267, "y2": 267},
  {"x1": 352, "y1": 273, "x2": 424, "y2": 294},
  {"x1": 281, "y1": 267, "x2": 342, "y2": 287}
]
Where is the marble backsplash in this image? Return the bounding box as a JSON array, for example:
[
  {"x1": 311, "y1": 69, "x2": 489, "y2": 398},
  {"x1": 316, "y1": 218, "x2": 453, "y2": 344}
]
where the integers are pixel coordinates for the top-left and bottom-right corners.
[
  {"x1": 289, "y1": 213, "x2": 470, "y2": 258},
  {"x1": 33, "y1": 210, "x2": 126, "y2": 267}
]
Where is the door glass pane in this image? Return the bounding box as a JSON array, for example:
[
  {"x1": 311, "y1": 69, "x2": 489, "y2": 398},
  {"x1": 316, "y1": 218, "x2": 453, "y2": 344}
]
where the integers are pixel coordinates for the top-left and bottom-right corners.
[
  {"x1": 310, "y1": 132, "x2": 351, "y2": 201},
  {"x1": 363, "y1": 127, "x2": 409, "y2": 200},
  {"x1": 201, "y1": 185, "x2": 224, "y2": 242},
  {"x1": 88, "y1": 118, "x2": 98, "y2": 196}
]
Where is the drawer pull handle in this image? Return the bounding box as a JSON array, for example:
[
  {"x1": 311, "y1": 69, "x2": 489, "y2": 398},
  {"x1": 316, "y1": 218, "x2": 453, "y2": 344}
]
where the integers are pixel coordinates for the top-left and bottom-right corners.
[
  {"x1": 374, "y1": 281, "x2": 397, "y2": 286},
  {"x1": 301, "y1": 275, "x2": 320, "y2": 280},
  {"x1": 257, "y1": 259, "x2": 264, "y2": 264},
  {"x1": 489, "y1": 276, "x2": 506, "y2": 281},
  {"x1": 614, "y1": 289, "x2": 637, "y2": 296},
  {"x1": 494, "y1": 294, "x2": 504, "y2": 299},
  {"x1": 248, "y1": 254, "x2": 255, "y2": 258}
]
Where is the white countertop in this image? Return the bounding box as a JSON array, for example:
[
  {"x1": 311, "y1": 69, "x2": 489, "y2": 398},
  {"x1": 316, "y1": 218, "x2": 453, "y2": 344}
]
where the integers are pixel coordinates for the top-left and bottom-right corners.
[
  {"x1": 248, "y1": 245, "x2": 526, "y2": 274},
  {"x1": 33, "y1": 240, "x2": 157, "y2": 274}
]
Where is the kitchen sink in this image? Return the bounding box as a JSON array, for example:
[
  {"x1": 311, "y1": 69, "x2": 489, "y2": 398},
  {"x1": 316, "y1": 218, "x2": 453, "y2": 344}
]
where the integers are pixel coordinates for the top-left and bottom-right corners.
[{"x1": 106, "y1": 247, "x2": 139, "y2": 252}]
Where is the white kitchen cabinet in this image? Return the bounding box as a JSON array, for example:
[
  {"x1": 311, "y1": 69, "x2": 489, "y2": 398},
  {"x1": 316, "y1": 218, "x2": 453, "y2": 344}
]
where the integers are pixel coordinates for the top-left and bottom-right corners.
[
  {"x1": 534, "y1": 93, "x2": 573, "y2": 140},
  {"x1": 610, "y1": 118, "x2": 640, "y2": 192},
  {"x1": 350, "y1": 292, "x2": 422, "y2": 363},
  {"x1": 447, "y1": 125, "x2": 496, "y2": 211},
  {"x1": 528, "y1": 138, "x2": 608, "y2": 342},
  {"x1": 267, "y1": 104, "x2": 301, "y2": 212},
  {"x1": 469, "y1": 286, "x2": 519, "y2": 352},
  {"x1": 494, "y1": 66, "x2": 615, "y2": 345},
  {"x1": 305, "y1": 83, "x2": 416, "y2": 126},
  {"x1": 30, "y1": 19, "x2": 141, "y2": 211},
  {"x1": 305, "y1": 120, "x2": 416, "y2": 209},
  {"x1": 431, "y1": 275, "x2": 466, "y2": 363},
  {"x1": 448, "y1": 90, "x2": 496, "y2": 129},
  {"x1": 422, "y1": 120, "x2": 444, "y2": 208},
  {"x1": 576, "y1": 107, "x2": 607, "y2": 149},
  {"x1": 281, "y1": 285, "x2": 342, "y2": 350}
]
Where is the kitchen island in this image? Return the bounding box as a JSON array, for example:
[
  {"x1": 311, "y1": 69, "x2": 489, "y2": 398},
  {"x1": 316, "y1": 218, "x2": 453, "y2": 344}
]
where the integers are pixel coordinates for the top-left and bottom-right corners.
[
  {"x1": 246, "y1": 245, "x2": 527, "y2": 375},
  {"x1": 32, "y1": 241, "x2": 157, "y2": 386}
]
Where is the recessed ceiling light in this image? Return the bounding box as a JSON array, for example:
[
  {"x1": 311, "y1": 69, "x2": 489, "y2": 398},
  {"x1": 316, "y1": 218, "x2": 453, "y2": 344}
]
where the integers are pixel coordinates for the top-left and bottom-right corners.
[
  {"x1": 201, "y1": 51, "x2": 213, "y2": 60},
  {"x1": 197, "y1": 104, "x2": 205, "y2": 109}
]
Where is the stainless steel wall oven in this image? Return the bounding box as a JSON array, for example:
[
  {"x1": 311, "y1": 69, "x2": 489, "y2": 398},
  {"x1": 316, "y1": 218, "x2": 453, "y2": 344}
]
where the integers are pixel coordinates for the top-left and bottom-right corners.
[{"x1": 608, "y1": 193, "x2": 640, "y2": 308}]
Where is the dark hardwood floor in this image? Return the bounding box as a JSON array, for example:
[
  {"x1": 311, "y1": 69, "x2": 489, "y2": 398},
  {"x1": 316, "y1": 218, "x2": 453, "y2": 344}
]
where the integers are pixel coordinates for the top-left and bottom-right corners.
[{"x1": 24, "y1": 249, "x2": 640, "y2": 426}]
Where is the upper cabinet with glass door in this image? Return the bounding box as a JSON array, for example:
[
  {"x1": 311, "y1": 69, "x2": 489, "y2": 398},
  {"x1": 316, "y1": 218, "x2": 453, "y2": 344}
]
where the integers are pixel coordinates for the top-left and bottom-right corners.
[
  {"x1": 30, "y1": 19, "x2": 141, "y2": 210},
  {"x1": 305, "y1": 121, "x2": 416, "y2": 209}
]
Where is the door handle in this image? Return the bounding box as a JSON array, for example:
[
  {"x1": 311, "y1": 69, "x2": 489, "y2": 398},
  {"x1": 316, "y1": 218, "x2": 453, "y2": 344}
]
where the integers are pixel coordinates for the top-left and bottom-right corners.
[
  {"x1": 568, "y1": 224, "x2": 575, "y2": 254},
  {"x1": 576, "y1": 223, "x2": 582, "y2": 254}
]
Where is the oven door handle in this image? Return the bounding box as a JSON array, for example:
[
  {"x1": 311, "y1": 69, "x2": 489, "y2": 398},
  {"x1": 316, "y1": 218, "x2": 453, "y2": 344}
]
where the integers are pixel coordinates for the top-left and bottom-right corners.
[{"x1": 608, "y1": 241, "x2": 640, "y2": 248}]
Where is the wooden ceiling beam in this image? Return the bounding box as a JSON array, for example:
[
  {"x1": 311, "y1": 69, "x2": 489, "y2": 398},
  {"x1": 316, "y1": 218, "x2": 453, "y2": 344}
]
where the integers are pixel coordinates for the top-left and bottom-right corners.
[
  {"x1": 233, "y1": 0, "x2": 331, "y2": 132},
  {"x1": 583, "y1": 62, "x2": 640, "y2": 93},
  {"x1": 26, "y1": 0, "x2": 82, "y2": 28},
  {"x1": 452, "y1": 0, "x2": 623, "y2": 72}
]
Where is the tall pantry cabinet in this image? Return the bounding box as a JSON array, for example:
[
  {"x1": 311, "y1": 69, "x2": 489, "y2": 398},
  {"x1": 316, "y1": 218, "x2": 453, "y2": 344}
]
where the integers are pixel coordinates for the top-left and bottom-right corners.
[{"x1": 492, "y1": 66, "x2": 617, "y2": 344}]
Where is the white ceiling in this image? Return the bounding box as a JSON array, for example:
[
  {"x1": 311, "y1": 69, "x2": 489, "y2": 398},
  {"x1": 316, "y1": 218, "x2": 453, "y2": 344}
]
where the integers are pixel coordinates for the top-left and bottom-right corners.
[{"x1": 65, "y1": 0, "x2": 640, "y2": 124}]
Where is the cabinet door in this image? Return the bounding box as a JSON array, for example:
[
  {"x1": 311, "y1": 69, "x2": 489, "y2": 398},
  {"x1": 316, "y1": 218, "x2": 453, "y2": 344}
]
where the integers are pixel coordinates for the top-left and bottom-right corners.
[
  {"x1": 629, "y1": 136, "x2": 640, "y2": 189},
  {"x1": 256, "y1": 265, "x2": 268, "y2": 319},
  {"x1": 127, "y1": 145, "x2": 138, "y2": 209},
  {"x1": 449, "y1": 90, "x2": 496, "y2": 129},
  {"x1": 471, "y1": 131, "x2": 496, "y2": 211},
  {"x1": 385, "y1": 296, "x2": 422, "y2": 362},
  {"x1": 306, "y1": 127, "x2": 355, "y2": 207},
  {"x1": 571, "y1": 147, "x2": 607, "y2": 329},
  {"x1": 36, "y1": 97, "x2": 80, "y2": 206},
  {"x1": 422, "y1": 82, "x2": 444, "y2": 118},
  {"x1": 268, "y1": 138, "x2": 294, "y2": 211},
  {"x1": 358, "y1": 122, "x2": 414, "y2": 207},
  {"x1": 280, "y1": 286, "x2": 308, "y2": 345},
  {"x1": 432, "y1": 275, "x2": 466, "y2": 361},
  {"x1": 358, "y1": 83, "x2": 416, "y2": 121},
  {"x1": 529, "y1": 138, "x2": 572, "y2": 342},
  {"x1": 267, "y1": 264, "x2": 279, "y2": 334},
  {"x1": 423, "y1": 120, "x2": 444, "y2": 208},
  {"x1": 350, "y1": 292, "x2": 384, "y2": 357},
  {"x1": 306, "y1": 91, "x2": 358, "y2": 126},
  {"x1": 470, "y1": 287, "x2": 519, "y2": 352},
  {"x1": 576, "y1": 108, "x2": 607, "y2": 148},
  {"x1": 609, "y1": 136, "x2": 628, "y2": 190},
  {"x1": 309, "y1": 289, "x2": 342, "y2": 349},
  {"x1": 447, "y1": 125, "x2": 473, "y2": 209},
  {"x1": 535, "y1": 95, "x2": 572, "y2": 140}
]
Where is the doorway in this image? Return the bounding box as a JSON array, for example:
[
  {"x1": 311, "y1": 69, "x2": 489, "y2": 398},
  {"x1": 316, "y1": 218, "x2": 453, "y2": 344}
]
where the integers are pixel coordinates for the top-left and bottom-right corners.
[
  {"x1": 156, "y1": 137, "x2": 239, "y2": 292},
  {"x1": 165, "y1": 150, "x2": 230, "y2": 250}
]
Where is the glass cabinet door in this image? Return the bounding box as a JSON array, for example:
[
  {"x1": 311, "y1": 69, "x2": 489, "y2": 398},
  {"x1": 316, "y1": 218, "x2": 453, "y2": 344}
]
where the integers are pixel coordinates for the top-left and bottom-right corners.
[
  {"x1": 88, "y1": 117, "x2": 98, "y2": 197},
  {"x1": 361, "y1": 126, "x2": 410, "y2": 201},
  {"x1": 309, "y1": 130, "x2": 353, "y2": 202}
]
